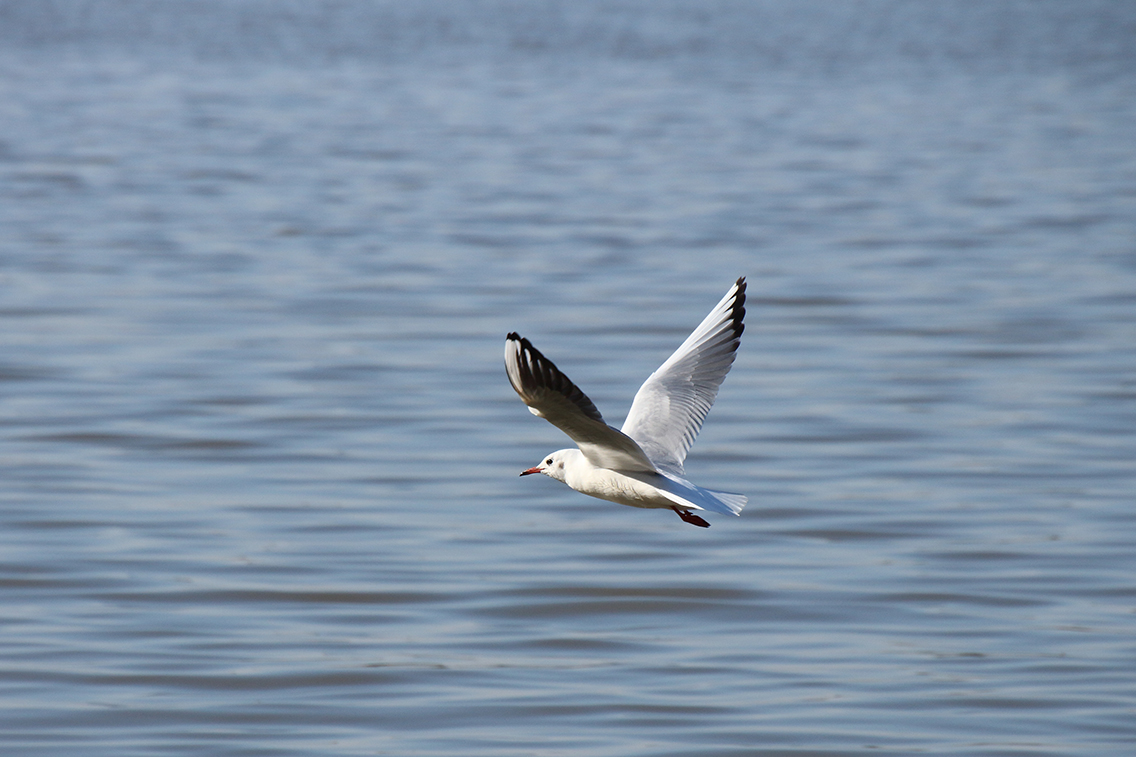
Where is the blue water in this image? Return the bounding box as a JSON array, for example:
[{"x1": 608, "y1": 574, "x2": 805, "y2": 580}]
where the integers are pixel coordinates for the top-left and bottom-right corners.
[{"x1": 2, "y1": 1, "x2": 1135, "y2": 755}]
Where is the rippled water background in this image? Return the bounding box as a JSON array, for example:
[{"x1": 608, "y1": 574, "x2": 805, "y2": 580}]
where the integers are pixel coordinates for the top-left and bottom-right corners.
[{"x1": 2, "y1": 1, "x2": 1135, "y2": 755}]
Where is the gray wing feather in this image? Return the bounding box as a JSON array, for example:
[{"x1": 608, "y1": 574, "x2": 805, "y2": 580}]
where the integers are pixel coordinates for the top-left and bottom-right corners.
[
  {"x1": 620, "y1": 278, "x2": 746, "y2": 474},
  {"x1": 505, "y1": 333, "x2": 657, "y2": 472}
]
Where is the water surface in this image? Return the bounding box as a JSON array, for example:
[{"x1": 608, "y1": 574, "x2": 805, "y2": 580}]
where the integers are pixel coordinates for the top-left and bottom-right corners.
[{"x1": 1, "y1": 2, "x2": 1135, "y2": 755}]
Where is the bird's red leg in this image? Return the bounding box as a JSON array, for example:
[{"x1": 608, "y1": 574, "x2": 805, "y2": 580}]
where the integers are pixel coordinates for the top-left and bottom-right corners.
[{"x1": 671, "y1": 507, "x2": 710, "y2": 528}]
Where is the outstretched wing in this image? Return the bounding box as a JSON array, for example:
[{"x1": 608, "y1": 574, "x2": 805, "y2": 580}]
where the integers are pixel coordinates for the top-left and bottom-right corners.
[
  {"x1": 505, "y1": 333, "x2": 657, "y2": 473},
  {"x1": 620, "y1": 277, "x2": 746, "y2": 474}
]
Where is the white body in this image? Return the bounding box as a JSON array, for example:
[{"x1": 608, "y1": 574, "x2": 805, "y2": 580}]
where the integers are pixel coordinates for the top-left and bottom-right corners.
[{"x1": 542, "y1": 448, "x2": 746, "y2": 515}]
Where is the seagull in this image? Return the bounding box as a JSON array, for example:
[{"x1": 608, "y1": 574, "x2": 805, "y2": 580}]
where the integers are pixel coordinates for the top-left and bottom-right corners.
[{"x1": 505, "y1": 278, "x2": 747, "y2": 527}]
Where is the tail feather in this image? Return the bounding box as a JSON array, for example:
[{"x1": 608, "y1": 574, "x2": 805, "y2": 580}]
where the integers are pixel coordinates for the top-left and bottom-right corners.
[
  {"x1": 652, "y1": 471, "x2": 747, "y2": 516},
  {"x1": 705, "y1": 489, "x2": 747, "y2": 516}
]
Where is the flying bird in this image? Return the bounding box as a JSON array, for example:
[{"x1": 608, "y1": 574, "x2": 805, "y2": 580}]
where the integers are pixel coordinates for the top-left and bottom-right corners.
[{"x1": 505, "y1": 278, "x2": 747, "y2": 527}]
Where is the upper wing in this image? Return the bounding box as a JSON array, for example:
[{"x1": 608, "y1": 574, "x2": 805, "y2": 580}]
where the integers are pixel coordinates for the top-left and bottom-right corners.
[
  {"x1": 505, "y1": 333, "x2": 657, "y2": 473},
  {"x1": 620, "y1": 277, "x2": 746, "y2": 474}
]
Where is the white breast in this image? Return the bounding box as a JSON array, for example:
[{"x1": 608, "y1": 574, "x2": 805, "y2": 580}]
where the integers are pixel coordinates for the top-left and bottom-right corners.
[{"x1": 564, "y1": 460, "x2": 677, "y2": 511}]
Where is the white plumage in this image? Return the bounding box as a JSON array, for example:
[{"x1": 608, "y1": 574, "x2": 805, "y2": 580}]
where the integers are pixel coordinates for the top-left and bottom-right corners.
[{"x1": 505, "y1": 278, "x2": 747, "y2": 527}]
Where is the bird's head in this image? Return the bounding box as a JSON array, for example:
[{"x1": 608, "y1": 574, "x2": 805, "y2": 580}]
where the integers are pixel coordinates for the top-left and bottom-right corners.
[{"x1": 519, "y1": 449, "x2": 571, "y2": 482}]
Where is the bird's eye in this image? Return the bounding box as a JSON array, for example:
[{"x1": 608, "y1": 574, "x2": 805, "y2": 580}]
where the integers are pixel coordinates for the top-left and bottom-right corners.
[{"x1": 546, "y1": 458, "x2": 553, "y2": 465}]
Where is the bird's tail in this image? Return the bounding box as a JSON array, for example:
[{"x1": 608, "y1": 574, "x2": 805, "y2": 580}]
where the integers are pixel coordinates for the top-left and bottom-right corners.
[
  {"x1": 704, "y1": 489, "x2": 747, "y2": 516},
  {"x1": 652, "y1": 471, "x2": 748, "y2": 517}
]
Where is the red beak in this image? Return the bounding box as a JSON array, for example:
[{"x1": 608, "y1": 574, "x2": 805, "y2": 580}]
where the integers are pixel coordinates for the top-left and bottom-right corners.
[{"x1": 519, "y1": 466, "x2": 542, "y2": 476}]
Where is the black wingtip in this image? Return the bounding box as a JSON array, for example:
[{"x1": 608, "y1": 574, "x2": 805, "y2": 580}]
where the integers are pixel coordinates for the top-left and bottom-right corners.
[
  {"x1": 732, "y1": 277, "x2": 747, "y2": 339},
  {"x1": 505, "y1": 330, "x2": 604, "y2": 424},
  {"x1": 506, "y1": 332, "x2": 539, "y2": 363}
]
